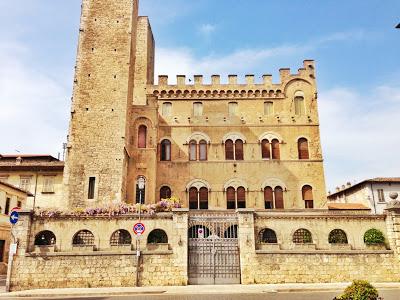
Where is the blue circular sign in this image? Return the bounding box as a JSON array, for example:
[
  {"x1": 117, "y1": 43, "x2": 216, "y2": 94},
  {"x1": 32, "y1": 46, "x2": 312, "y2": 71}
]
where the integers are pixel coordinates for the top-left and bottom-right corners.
[{"x1": 10, "y1": 211, "x2": 19, "y2": 225}]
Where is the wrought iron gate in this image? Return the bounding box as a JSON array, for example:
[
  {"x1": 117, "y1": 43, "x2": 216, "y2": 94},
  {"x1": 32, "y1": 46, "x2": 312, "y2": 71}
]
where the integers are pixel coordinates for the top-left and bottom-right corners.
[{"x1": 188, "y1": 213, "x2": 241, "y2": 285}]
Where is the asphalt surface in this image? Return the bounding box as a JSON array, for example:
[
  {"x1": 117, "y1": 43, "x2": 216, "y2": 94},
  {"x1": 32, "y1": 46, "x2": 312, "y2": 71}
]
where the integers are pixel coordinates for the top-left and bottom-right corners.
[{"x1": 1, "y1": 289, "x2": 399, "y2": 300}]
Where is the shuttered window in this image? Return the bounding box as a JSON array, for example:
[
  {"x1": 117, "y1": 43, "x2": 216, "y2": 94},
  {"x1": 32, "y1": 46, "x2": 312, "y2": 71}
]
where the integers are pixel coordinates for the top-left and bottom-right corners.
[
  {"x1": 189, "y1": 187, "x2": 198, "y2": 210},
  {"x1": 264, "y1": 186, "x2": 274, "y2": 209},
  {"x1": 160, "y1": 186, "x2": 171, "y2": 200},
  {"x1": 235, "y1": 139, "x2": 244, "y2": 160},
  {"x1": 199, "y1": 187, "x2": 208, "y2": 210},
  {"x1": 264, "y1": 101, "x2": 273, "y2": 116},
  {"x1": 226, "y1": 187, "x2": 236, "y2": 209},
  {"x1": 138, "y1": 125, "x2": 147, "y2": 148},
  {"x1": 225, "y1": 139, "x2": 234, "y2": 160},
  {"x1": 42, "y1": 176, "x2": 55, "y2": 193},
  {"x1": 261, "y1": 139, "x2": 271, "y2": 159},
  {"x1": 271, "y1": 139, "x2": 280, "y2": 159},
  {"x1": 294, "y1": 96, "x2": 305, "y2": 115},
  {"x1": 162, "y1": 102, "x2": 172, "y2": 116},
  {"x1": 302, "y1": 185, "x2": 314, "y2": 208},
  {"x1": 199, "y1": 140, "x2": 207, "y2": 161},
  {"x1": 189, "y1": 140, "x2": 197, "y2": 161},
  {"x1": 298, "y1": 138, "x2": 309, "y2": 159},
  {"x1": 161, "y1": 140, "x2": 171, "y2": 161},
  {"x1": 193, "y1": 102, "x2": 203, "y2": 117},
  {"x1": 274, "y1": 186, "x2": 284, "y2": 209},
  {"x1": 237, "y1": 186, "x2": 246, "y2": 209},
  {"x1": 228, "y1": 102, "x2": 238, "y2": 116}
]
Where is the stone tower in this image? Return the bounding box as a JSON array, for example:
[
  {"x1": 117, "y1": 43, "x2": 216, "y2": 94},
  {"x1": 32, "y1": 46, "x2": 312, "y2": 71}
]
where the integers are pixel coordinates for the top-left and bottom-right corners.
[{"x1": 63, "y1": 0, "x2": 140, "y2": 208}]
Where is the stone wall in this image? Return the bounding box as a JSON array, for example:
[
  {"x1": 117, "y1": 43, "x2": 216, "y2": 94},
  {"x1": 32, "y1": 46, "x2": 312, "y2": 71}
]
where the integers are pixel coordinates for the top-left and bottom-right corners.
[
  {"x1": 238, "y1": 209, "x2": 400, "y2": 284},
  {"x1": 9, "y1": 209, "x2": 188, "y2": 291}
]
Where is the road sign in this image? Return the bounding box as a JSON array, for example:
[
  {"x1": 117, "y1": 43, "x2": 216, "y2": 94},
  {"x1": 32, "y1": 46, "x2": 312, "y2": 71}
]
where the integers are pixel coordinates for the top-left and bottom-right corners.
[
  {"x1": 10, "y1": 211, "x2": 19, "y2": 225},
  {"x1": 198, "y1": 227, "x2": 204, "y2": 238},
  {"x1": 133, "y1": 222, "x2": 145, "y2": 235}
]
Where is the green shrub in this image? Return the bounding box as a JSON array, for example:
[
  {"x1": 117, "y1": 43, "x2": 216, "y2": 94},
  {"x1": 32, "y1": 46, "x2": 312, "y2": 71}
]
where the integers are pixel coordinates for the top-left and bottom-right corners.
[
  {"x1": 363, "y1": 228, "x2": 385, "y2": 245},
  {"x1": 335, "y1": 280, "x2": 379, "y2": 300}
]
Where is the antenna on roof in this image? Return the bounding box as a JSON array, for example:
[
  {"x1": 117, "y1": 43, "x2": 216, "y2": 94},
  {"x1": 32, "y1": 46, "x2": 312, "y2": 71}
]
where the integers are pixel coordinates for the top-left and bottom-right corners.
[{"x1": 62, "y1": 143, "x2": 67, "y2": 161}]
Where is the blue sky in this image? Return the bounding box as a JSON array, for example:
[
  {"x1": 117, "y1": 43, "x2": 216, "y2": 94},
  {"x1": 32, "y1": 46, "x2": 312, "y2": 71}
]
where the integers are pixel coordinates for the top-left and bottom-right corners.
[{"x1": 0, "y1": 1, "x2": 399, "y2": 192}]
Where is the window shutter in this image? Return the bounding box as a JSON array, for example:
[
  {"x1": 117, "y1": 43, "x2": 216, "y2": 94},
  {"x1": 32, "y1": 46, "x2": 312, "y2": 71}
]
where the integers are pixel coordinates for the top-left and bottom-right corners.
[
  {"x1": 235, "y1": 139, "x2": 244, "y2": 160},
  {"x1": 298, "y1": 138, "x2": 309, "y2": 159},
  {"x1": 161, "y1": 140, "x2": 171, "y2": 161},
  {"x1": 264, "y1": 101, "x2": 273, "y2": 116},
  {"x1": 302, "y1": 185, "x2": 313, "y2": 201},
  {"x1": 226, "y1": 187, "x2": 236, "y2": 209},
  {"x1": 199, "y1": 187, "x2": 208, "y2": 209},
  {"x1": 294, "y1": 96, "x2": 305, "y2": 115},
  {"x1": 225, "y1": 139, "x2": 234, "y2": 160},
  {"x1": 271, "y1": 139, "x2": 280, "y2": 159},
  {"x1": 193, "y1": 102, "x2": 203, "y2": 117},
  {"x1": 237, "y1": 186, "x2": 246, "y2": 208},
  {"x1": 261, "y1": 139, "x2": 271, "y2": 159},
  {"x1": 138, "y1": 125, "x2": 147, "y2": 148},
  {"x1": 274, "y1": 186, "x2": 284, "y2": 209},
  {"x1": 189, "y1": 141, "x2": 197, "y2": 161},
  {"x1": 264, "y1": 186, "x2": 274, "y2": 209},
  {"x1": 199, "y1": 140, "x2": 207, "y2": 161},
  {"x1": 189, "y1": 187, "x2": 198, "y2": 209}
]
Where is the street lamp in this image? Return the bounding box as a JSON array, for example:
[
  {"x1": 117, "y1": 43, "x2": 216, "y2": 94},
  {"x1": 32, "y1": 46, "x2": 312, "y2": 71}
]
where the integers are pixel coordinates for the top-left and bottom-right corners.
[{"x1": 136, "y1": 176, "x2": 145, "y2": 287}]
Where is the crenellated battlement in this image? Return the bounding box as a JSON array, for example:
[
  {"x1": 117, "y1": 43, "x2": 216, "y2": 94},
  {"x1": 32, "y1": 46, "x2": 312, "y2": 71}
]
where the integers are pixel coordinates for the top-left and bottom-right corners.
[{"x1": 148, "y1": 60, "x2": 316, "y2": 99}]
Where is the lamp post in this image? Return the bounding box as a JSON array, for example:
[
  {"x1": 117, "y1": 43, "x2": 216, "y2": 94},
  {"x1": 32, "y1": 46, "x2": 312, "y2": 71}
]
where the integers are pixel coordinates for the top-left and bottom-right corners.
[{"x1": 136, "y1": 176, "x2": 145, "y2": 287}]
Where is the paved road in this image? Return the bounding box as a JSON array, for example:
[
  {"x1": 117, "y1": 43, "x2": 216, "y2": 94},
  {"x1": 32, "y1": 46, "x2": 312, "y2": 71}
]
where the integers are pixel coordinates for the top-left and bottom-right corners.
[{"x1": 2, "y1": 289, "x2": 399, "y2": 300}]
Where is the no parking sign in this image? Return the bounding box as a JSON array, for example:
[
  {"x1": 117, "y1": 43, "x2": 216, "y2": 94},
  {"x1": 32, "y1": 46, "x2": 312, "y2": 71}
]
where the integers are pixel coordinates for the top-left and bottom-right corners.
[{"x1": 133, "y1": 222, "x2": 145, "y2": 236}]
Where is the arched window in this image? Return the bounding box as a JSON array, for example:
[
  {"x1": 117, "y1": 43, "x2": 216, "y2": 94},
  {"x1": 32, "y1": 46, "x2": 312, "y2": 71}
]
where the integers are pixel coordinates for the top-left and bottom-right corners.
[
  {"x1": 188, "y1": 225, "x2": 211, "y2": 238},
  {"x1": 235, "y1": 139, "x2": 244, "y2": 160},
  {"x1": 161, "y1": 139, "x2": 171, "y2": 161},
  {"x1": 199, "y1": 187, "x2": 209, "y2": 209},
  {"x1": 271, "y1": 139, "x2": 280, "y2": 159},
  {"x1": 110, "y1": 230, "x2": 132, "y2": 246},
  {"x1": 224, "y1": 225, "x2": 238, "y2": 238},
  {"x1": 298, "y1": 138, "x2": 309, "y2": 159},
  {"x1": 328, "y1": 229, "x2": 348, "y2": 244},
  {"x1": 264, "y1": 186, "x2": 273, "y2": 209},
  {"x1": 160, "y1": 186, "x2": 171, "y2": 200},
  {"x1": 136, "y1": 176, "x2": 146, "y2": 204},
  {"x1": 199, "y1": 140, "x2": 207, "y2": 161},
  {"x1": 264, "y1": 101, "x2": 273, "y2": 116},
  {"x1": 226, "y1": 186, "x2": 246, "y2": 209},
  {"x1": 189, "y1": 187, "x2": 208, "y2": 210},
  {"x1": 226, "y1": 187, "x2": 236, "y2": 209},
  {"x1": 225, "y1": 139, "x2": 234, "y2": 160},
  {"x1": 293, "y1": 229, "x2": 312, "y2": 244},
  {"x1": 73, "y1": 230, "x2": 95, "y2": 246},
  {"x1": 261, "y1": 139, "x2": 271, "y2": 159},
  {"x1": 193, "y1": 102, "x2": 203, "y2": 117},
  {"x1": 147, "y1": 229, "x2": 168, "y2": 244},
  {"x1": 34, "y1": 231, "x2": 56, "y2": 246},
  {"x1": 237, "y1": 186, "x2": 246, "y2": 208},
  {"x1": 137, "y1": 125, "x2": 147, "y2": 148},
  {"x1": 302, "y1": 185, "x2": 313, "y2": 208},
  {"x1": 189, "y1": 140, "x2": 197, "y2": 161},
  {"x1": 189, "y1": 187, "x2": 198, "y2": 209},
  {"x1": 162, "y1": 102, "x2": 172, "y2": 117},
  {"x1": 259, "y1": 228, "x2": 278, "y2": 244},
  {"x1": 274, "y1": 186, "x2": 284, "y2": 209},
  {"x1": 294, "y1": 93, "x2": 305, "y2": 115}
]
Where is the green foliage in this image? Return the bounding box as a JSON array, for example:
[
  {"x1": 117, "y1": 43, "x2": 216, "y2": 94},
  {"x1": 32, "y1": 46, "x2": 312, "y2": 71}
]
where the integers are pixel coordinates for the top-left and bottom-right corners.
[
  {"x1": 335, "y1": 280, "x2": 379, "y2": 300},
  {"x1": 363, "y1": 228, "x2": 385, "y2": 245}
]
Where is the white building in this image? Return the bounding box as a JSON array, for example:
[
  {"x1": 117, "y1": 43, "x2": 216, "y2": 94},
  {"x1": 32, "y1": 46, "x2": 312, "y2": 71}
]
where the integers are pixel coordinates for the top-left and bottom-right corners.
[{"x1": 327, "y1": 177, "x2": 400, "y2": 214}]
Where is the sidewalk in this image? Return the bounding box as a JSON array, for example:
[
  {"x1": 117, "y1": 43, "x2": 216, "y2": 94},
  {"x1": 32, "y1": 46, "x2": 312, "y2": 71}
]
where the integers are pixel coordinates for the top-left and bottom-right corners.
[{"x1": 1, "y1": 282, "x2": 400, "y2": 298}]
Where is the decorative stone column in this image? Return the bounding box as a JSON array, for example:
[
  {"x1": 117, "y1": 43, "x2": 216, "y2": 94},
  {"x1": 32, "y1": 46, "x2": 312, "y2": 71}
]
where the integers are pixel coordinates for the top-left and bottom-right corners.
[
  {"x1": 237, "y1": 208, "x2": 256, "y2": 284},
  {"x1": 172, "y1": 208, "x2": 189, "y2": 285},
  {"x1": 385, "y1": 193, "x2": 400, "y2": 257},
  {"x1": 10, "y1": 209, "x2": 33, "y2": 255}
]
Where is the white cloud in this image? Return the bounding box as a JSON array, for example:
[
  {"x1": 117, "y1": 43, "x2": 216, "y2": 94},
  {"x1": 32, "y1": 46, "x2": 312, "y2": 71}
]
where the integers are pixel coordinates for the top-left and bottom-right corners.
[
  {"x1": 319, "y1": 84, "x2": 400, "y2": 191},
  {"x1": 0, "y1": 40, "x2": 69, "y2": 157},
  {"x1": 198, "y1": 23, "x2": 216, "y2": 38}
]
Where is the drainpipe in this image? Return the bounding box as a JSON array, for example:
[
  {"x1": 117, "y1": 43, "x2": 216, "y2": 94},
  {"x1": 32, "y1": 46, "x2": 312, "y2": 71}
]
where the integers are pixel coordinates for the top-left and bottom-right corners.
[{"x1": 370, "y1": 183, "x2": 377, "y2": 214}]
